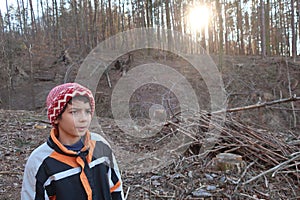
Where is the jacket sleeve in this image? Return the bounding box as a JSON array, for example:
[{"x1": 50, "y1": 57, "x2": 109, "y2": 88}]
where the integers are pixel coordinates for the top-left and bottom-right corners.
[
  {"x1": 108, "y1": 155, "x2": 125, "y2": 200},
  {"x1": 21, "y1": 144, "x2": 51, "y2": 200},
  {"x1": 21, "y1": 158, "x2": 49, "y2": 200},
  {"x1": 21, "y1": 157, "x2": 36, "y2": 200}
]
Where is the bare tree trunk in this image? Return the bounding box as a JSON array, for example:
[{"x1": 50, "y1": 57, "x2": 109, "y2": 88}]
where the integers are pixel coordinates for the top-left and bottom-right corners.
[
  {"x1": 53, "y1": 0, "x2": 61, "y2": 44},
  {"x1": 117, "y1": 0, "x2": 122, "y2": 32},
  {"x1": 78, "y1": 0, "x2": 84, "y2": 49},
  {"x1": 35, "y1": 0, "x2": 40, "y2": 30},
  {"x1": 92, "y1": 0, "x2": 98, "y2": 46},
  {"x1": 260, "y1": 0, "x2": 266, "y2": 58},
  {"x1": 298, "y1": 0, "x2": 300, "y2": 46},
  {"x1": 216, "y1": 0, "x2": 224, "y2": 67},
  {"x1": 272, "y1": 0, "x2": 279, "y2": 55},
  {"x1": 165, "y1": 0, "x2": 173, "y2": 50},
  {"x1": 131, "y1": 0, "x2": 135, "y2": 28},
  {"x1": 201, "y1": 27, "x2": 206, "y2": 51},
  {"x1": 146, "y1": 0, "x2": 150, "y2": 27},
  {"x1": 121, "y1": 0, "x2": 125, "y2": 31},
  {"x1": 29, "y1": 0, "x2": 36, "y2": 36},
  {"x1": 170, "y1": 0, "x2": 175, "y2": 31},
  {"x1": 149, "y1": 0, "x2": 153, "y2": 27},
  {"x1": 44, "y1": 0, "x2": 52, "y2": 41},
  {"x1": 16, "y1": 0, "x2": 24, "y2": 35},
  {"x1": 284, "y1": 1, "x2": 291, "y2": 56},
  {"x1": 21, "y1": 0, "x2": 27, "y2": 35},
  {"x1": 82, "y1": 0, "x2": 90, "y2": 52},
  {"x1": 285, "y1": 59, "x2": 297, "y2": 128},
  {"x1": 165, "y1": 0, "x2": 171, "y2": 30},
  {"x1": 291, "y1": 0, "x2": 297, "y2": 61},
  {"x1": 28, "y1": 44, "x2": 36, "y2": 109},
  {"x1": 0, "y1": 11, "x2": 3, "y2": 36},
  {"x1": 40, "y1": 0, "x2": 45, "y2": 34},
  {"x1": 244, "y1": 11, "x2": 251, "y2": 54},
  {"x1": 5, "y1": 0, "x2": 12, "y2": 109},
  {"x1": 279, "y1": 0, "x2": 284, "y2": 55},
  {"x1": 156, "y1": 0, "x2": 161, "y2": 49},
  {"x1": 127, "y1": 4, "x2": 131, "y2": 31},
  {"x1": 239, "y1": 5, "x2": 244, "y2": 55},
  {"x1": 108, "y1": 0, "x2": 114, "y2": 37},
  {"x1": 136, "y1": 0, "x2": 145, "y2": 27},
  {"x1": 160, "y1": 0, "x2": 166, "y2": 50},
  {"x1": 52, "y1": 0, "x2": 57, "y2": 51},
  {"x1": 71, "y1": 0, "x2": 79, "y2": 46},
  {"x1": 251, "y1": 0, "x2": 259, "y2": 55},
  {"x1": 59, "y1": 0, "x2": 67, "y2": 45},
  {"x1": 265, "y1": 0, "x2": 270, "y2": 56},
  {"x1": 183, "y1": 3, "x2": 187, "y2": 35},
  {"x1": 175, "y1": 0, "x2": 182, "y2": 33},
  {"x1": 224, "y1": 2, "x2": 230, "y2": 55},
  {"x1": 100, "y1": 0, "x2": 106, "y2": 41},
  {"x1": 236, "y1": 0, "x2": 241, "y2": 54}
]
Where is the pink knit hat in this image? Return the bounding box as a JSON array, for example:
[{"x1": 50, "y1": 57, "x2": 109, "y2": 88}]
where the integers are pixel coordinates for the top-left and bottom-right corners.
[{"x1": 46, "y1": 83, "x2": 95, "y2": 125}]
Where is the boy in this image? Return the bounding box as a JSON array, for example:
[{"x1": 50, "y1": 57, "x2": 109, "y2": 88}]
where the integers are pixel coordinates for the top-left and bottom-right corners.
[{"x1": 21, "y1": 83, "x2": 124, "y2": 200}]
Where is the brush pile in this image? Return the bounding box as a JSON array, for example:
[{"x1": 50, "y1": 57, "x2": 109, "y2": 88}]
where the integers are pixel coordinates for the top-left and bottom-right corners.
[{"x1": 123, "y1": 112, "x2": 300, "y2": 199}]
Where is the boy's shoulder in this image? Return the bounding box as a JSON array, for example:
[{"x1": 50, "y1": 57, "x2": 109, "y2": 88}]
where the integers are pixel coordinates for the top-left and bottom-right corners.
[
  {"x1": 30, "y1": 142, "x2": 53, "y2": 156},
  {"x1": 89, "y1": 132, "x2": 115, "y2": 162},
  {"x1": 90, "y1": 132, "x2": 111, "y2": 147},
  {"x1": 25, "y1": 142, "x2": 54, "y2": 169}
]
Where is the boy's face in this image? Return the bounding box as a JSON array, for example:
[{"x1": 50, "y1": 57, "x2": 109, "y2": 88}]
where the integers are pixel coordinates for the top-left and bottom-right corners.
[{"x1": 54, "y1": 99, "x2": 92, "y2": 145}]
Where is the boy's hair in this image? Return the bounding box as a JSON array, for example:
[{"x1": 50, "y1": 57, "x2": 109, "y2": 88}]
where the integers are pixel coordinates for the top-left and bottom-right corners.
[{"x1": 46, "y1": 83, "x2": 95, "y2": 126}]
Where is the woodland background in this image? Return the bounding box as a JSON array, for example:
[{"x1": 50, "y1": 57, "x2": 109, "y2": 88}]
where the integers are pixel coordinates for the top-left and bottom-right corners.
[
  {"x1": 0, "y1": 0, "x2": 300, "y2": 111},
  {"x1": 1, "y1": 0, "x2": 299, "y2": 58}
]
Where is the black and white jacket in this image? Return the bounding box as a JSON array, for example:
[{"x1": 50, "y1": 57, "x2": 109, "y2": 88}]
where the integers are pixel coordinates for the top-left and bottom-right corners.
[{"x1": 21, "y1": 129, "x2": 124, "y2": 200}]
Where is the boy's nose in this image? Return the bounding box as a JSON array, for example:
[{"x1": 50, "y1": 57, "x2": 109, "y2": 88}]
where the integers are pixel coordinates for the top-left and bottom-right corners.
[{"x1": 78, "y1": 112, "x2": 88, "y2": 121}]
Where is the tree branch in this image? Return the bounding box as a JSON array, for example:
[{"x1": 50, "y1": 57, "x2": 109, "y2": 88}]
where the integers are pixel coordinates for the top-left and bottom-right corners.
[
  {"x1": 213, "y1": 95, "x2": 300, "y2": 114},
  {"x1": 242, "y1": 152, "x2": 300, "y2": 185}
]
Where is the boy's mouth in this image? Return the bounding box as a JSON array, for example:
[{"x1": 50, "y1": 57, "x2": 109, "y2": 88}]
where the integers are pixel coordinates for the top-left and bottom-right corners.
[{"x1": 77, "y1": 127, "x2": 87, "y2": 131}]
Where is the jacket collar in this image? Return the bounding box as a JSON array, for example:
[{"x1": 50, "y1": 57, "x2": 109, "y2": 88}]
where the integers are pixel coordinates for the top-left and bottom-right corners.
[{"x1": 47, "y1": 128, "x2": 90, "y2": 156}]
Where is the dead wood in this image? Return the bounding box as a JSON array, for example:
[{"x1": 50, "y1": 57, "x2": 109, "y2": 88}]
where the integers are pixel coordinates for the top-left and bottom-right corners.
[
  {"x1": 213, "y1": 95, "x2": 300, "y2": 114},
  {"x1": 153, "y1": 110, "x2": 300, "y2": 198},
  {"x1": 243, "y1": 152, "x2": 300, "y2": 185}
]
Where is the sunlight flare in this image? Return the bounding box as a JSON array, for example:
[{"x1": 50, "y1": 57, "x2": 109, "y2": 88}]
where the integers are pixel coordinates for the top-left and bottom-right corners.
[{"x1": 188, "y1": 5, "x2": 211, "y2": 32}]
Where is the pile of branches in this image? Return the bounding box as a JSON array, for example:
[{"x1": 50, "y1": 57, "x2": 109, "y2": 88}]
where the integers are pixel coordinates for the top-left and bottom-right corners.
[
  {"x1": 158, "y1": 105, "x2": 300, "y2": 199},
  {"x1": 123, "y1": 97, "x2": 300, "y2": 199}
]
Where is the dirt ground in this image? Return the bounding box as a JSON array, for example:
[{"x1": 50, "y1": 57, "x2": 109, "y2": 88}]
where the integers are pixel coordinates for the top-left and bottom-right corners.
[{"x1": 0, "y1": 53, "x2": 300, "y2": 199}]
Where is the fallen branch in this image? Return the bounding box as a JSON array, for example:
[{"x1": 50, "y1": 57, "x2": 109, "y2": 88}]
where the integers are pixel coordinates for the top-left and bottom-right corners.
[
  {"x1": 124, "y1": 186, "x2": 130, "y2": 200},
  {"x1": 135, "y1": 184, "x2": 175, "y2": 198},
  {"x1": 285, "y1": 59, "x2": 297, "y2": 128},
  {"x1": 167, "y1": 121, "x2": 198, "y2": 141},
  {"x1": 242, "y1": 152, "x2": 300, "y2": 185},
  {"x1": 0, "y1": 171, "x2": 22, "y2": 175},
  {"x1": 233, "y1": 161, "x2": 256, "y2": 193},
  {"x1": 213, "y1": 95, "x2": 300, "y2": 114}
]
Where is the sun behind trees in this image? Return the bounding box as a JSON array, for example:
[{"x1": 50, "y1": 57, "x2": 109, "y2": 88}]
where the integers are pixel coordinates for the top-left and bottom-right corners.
[{"x1": 0, "y1": 0, "x2": 299, "y2": 57}]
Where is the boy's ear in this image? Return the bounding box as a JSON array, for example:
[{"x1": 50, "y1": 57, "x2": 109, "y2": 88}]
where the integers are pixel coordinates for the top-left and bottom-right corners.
[{"x1": 54, "y1": 119, "x2": 59, "y2": 125}]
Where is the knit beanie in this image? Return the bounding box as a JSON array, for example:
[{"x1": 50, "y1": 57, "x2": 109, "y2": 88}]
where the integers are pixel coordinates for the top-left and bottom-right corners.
[{"x1": 46, "y1": 83, "x2": 95, "y2": 126}]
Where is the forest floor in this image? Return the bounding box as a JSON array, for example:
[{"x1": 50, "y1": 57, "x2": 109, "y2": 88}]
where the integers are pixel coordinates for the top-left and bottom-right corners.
[{"x1": 0, "y1": 54, "x2": 300, "y2": 199}]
